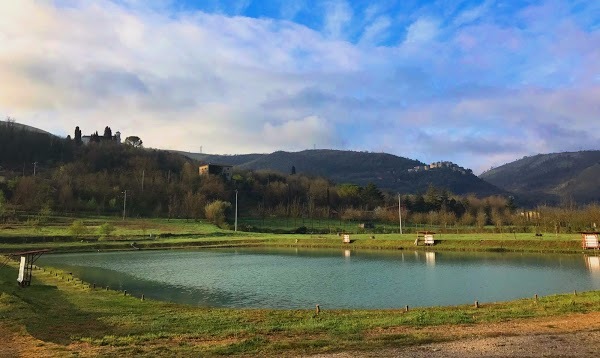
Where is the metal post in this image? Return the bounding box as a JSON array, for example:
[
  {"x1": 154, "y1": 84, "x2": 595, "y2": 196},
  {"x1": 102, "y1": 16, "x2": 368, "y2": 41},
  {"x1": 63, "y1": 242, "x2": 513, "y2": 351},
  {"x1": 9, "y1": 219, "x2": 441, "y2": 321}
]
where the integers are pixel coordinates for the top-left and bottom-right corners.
[
  {"x1": 398, "y1": 194, "x2": 403, "y2": 235},
  {"x1": 122, "y1": 190, "x2": 127, "y2": 221},
  {"x1": 234, "y1": 189, "x2": 238, "y2": 232},
  {"x1": 33, "y1": 162, "x2": 38, "y2": 176}
]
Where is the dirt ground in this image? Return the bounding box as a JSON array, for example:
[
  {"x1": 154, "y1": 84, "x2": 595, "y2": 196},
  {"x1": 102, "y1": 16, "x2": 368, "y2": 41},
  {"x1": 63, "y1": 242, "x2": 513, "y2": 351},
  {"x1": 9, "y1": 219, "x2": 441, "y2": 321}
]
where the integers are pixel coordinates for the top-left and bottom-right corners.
[
  {"x1": 309, "y1": 312, "x2": 600, "y2": 358},
  {"x1": 2, "y1": 312, "x2": 600, "y2": 357}
]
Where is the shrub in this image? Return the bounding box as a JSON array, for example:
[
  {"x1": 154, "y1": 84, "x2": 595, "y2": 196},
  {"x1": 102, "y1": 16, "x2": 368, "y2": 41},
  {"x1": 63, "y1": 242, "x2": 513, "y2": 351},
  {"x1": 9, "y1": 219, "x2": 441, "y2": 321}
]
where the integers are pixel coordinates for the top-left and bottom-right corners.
[
  {"x1": 69, "y1": 220, "x2": 89, "y2": 239},
  {"x1": 204, "y1": 200, "x2": 231, "y2": 227},
  {"x1": 38, "y1": 202, "x2": 52, "y2": 224},
  {"x1": 98, "y1": 222, "x2": 116, "y2": 240}
]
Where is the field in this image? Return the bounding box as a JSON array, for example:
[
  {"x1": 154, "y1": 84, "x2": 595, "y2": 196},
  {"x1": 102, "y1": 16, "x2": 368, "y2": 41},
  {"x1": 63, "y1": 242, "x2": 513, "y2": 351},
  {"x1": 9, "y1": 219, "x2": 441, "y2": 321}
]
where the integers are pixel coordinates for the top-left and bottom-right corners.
[
  {"x1": 0, "y1": 215, "x2": 588, "y2": 254},
  {"x1": 1, "y1": 216, "x2": 599, "y2": 356}
]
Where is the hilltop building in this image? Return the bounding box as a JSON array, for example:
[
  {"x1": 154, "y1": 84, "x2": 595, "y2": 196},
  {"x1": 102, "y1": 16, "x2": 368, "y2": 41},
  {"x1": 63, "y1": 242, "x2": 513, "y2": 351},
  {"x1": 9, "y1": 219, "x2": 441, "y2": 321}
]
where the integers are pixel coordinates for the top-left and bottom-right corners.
[
  {"x1": 82, "y1": 131, "x2": 121, "y2": 145},
  {"x1": 408, "y1": 161, "x2": 472, "y2": 175},
  {"x1": 199, "y1": 163, "x2": 233, "y2": 181}
]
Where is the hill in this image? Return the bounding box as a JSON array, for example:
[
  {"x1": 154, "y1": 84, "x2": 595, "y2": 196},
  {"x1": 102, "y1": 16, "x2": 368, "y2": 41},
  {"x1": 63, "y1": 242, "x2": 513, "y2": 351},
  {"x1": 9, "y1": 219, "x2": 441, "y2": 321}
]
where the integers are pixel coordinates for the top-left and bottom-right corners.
[
  {"x1": 0, "y1": 120, "x2": 54, "y2": 136},
  {"x1": 479, "y1": 150, "x2": 600, "y2": 204},
  {"x1": 0, "y1": 121, "x2": 70, "y2": 170},
  {"x1": 179, "y1": 149, "x2": 504, "y2": 196}
]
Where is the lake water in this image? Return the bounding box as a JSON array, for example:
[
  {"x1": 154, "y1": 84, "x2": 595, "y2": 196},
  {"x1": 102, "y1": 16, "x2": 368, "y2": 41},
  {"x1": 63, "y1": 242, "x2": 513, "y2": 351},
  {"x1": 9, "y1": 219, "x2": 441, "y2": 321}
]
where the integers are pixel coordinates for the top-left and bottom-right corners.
[{"x1": 36, "y1": 248, "x2": 600, "y2": 309}]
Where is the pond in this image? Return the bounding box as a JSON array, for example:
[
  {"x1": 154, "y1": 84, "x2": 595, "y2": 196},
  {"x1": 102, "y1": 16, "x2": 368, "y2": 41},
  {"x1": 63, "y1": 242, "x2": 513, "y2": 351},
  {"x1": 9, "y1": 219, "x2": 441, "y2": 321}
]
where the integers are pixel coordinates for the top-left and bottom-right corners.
[{"x1": 36, "y1": 248, "x2": 600, "y2": 309}]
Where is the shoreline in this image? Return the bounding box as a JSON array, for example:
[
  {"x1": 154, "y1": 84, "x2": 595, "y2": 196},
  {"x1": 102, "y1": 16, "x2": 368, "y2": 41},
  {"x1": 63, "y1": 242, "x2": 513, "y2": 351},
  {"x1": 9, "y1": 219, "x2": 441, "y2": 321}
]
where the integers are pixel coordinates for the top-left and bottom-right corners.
[{"x1": 1, "y1": 235, "x2": 597, "y2": 256}]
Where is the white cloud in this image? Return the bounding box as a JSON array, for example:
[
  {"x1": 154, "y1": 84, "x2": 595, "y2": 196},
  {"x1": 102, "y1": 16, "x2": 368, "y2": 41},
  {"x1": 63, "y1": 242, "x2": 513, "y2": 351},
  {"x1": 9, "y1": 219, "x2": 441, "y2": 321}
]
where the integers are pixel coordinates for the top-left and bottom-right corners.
[
  {"x1": 403, "y1": 17, "x2": 439, "y2": 45},
  {"x1": 280, "y1": 0, "x2": 305, "y2": 20},
  {"x1": 359, "y1": 16, "x2": 391, "y2": 46},
  {"x1": 453, "y1": 0, "x2": 494, "y2": 27},
  {"x1": 232, "y1": 0, "x2": 252, "y2": 15},
  {"x1": 262, "y1": 116, "x2": 335, "y2": 148},
  {"x1": 364, "y1": 4, "x2": 383, "y2": 22},
  {"x1": 322, "y1": 0, "x2": 353, "y2": 39}
]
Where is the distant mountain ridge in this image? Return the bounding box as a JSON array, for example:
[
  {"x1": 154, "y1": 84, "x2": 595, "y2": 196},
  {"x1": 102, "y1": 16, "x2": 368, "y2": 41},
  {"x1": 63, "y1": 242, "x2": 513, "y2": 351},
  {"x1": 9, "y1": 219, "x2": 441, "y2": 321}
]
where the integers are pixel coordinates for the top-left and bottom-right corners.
[
  {"x1": 479, "y1": 150, "x2": 600, "y2": 204},
  {"x1": 177, "y1": 149, "x2": 504, "y2": 196},
  {"x1": 1, "y1": 121, "x2": 504, "y2": 197}
]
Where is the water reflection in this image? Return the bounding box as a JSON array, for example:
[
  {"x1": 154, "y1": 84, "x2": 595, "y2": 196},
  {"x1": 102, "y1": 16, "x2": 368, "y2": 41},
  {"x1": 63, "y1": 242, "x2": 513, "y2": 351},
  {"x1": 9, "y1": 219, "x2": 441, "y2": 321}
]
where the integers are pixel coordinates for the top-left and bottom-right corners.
[
  {"x1": 585, "y1": 256, "x2": 600, "y2": 274},
  {"x1": 425, "y1": 252, "x2": 436, "y2": 266},
  {"x1": 37, "y1": 249, "x2": 600, "y2": 309}
]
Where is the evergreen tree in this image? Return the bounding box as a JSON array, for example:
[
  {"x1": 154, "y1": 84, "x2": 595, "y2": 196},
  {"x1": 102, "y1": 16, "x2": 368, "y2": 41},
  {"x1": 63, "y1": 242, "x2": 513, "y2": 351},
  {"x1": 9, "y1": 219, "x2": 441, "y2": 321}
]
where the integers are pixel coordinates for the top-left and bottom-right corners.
[
  {"x1": 103, "y1": 126, "x2": 112, "y2": 139},
  {"x1": 74, "y1": 126, "x2": 82, "y2": 145},
  {"x1": 90, "y1": 131, "x2": 100, "y2": 143}
]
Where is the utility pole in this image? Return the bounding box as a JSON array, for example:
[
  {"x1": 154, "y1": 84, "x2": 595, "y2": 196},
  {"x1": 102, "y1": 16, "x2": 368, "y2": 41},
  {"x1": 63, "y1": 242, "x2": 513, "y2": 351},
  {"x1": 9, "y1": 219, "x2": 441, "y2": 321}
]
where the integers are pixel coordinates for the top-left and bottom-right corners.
[
  {"x1": 234, "y1": 189, "x2": 238, "y2": 232},
  {"x1": 122, "y1": 190, "x2": 127, "y2": 221},
  {"x1": 398, "y1": 194, "x2": 403, "y2": 235}
]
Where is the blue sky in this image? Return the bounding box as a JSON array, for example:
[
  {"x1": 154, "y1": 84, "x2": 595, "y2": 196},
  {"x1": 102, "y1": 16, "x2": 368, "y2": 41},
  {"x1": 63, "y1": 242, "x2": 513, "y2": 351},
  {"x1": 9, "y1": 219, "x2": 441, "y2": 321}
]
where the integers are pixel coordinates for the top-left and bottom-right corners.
[{"x1": 1, "y1": 0, "x2": 599, "y2": 173}]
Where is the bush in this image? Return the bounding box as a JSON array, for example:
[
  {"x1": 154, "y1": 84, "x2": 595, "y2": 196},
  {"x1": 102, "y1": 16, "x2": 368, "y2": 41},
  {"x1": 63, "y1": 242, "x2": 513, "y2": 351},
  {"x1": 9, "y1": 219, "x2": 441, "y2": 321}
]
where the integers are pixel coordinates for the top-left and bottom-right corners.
[
  {"x1": 38, "y1": 202, "x2": 52, "y2": 224},
  {"x1": 69, "y1": 220, "x2": 89, "y2": 239},
  {"x1": 0, "y1": 190, "x2": 5, "y2": 222},
  {"x1": 294, "y1": 226, "x2": 307, "y2": 234},
  {"x1": 204, "y1": 200, "x2": 231, "y2": 227},
  {"x1": 98, "y1": 222, "x2": 116, "y2": 240}
]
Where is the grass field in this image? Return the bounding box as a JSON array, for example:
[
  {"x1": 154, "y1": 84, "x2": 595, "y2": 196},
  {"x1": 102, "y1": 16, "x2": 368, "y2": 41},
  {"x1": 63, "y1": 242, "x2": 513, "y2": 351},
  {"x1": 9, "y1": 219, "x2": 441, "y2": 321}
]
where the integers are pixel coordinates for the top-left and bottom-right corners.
[
  {"x1": 1, "y1": 262, "x2": 599, "y2": 357},
  {"x1": 0, "y1": 215, "x2": 589, "y2": 254}
]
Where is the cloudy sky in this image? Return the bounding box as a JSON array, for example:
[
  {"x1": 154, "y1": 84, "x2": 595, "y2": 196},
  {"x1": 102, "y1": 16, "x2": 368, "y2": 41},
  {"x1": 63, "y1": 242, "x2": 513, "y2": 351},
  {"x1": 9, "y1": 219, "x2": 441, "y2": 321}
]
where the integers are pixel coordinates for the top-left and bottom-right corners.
[{"x1": 1, "y1": 0, "x2": 599, "y2": 173}]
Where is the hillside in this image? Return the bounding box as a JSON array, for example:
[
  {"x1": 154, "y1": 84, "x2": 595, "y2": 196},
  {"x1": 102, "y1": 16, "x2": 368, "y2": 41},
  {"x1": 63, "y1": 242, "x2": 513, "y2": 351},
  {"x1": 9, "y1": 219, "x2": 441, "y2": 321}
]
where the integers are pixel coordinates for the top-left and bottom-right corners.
[
  {"x1": 479, "y1": 150, "x2": 600, "y2": 204},
  {"x1": 0, "y1": 120, "x2": 54, "y2": 136},
  {"x1": 180, "y1": 149, "x2": 504, "y2": 196}
]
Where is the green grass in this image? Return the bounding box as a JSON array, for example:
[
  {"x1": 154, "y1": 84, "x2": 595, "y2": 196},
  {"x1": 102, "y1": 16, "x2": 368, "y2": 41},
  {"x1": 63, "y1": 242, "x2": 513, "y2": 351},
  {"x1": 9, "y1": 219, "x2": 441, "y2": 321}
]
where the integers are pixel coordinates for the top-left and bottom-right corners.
[
  {"x1": 1, "y1": 216, "x2": 226, "y2": 238},
  {"x1": 1, "y1": 263, "x2": 598, "y2": 356},
  {"x1": 0, "y1": 214, "x2": 587, "y2": 255}
]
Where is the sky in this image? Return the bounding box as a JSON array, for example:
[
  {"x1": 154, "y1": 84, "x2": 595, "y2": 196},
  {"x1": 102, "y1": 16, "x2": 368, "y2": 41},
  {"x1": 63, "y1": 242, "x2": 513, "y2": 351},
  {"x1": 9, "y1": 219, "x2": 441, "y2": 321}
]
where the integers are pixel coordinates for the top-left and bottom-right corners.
[{"x1": 0, "y1": 0, "x2": 599, "y2": 174}]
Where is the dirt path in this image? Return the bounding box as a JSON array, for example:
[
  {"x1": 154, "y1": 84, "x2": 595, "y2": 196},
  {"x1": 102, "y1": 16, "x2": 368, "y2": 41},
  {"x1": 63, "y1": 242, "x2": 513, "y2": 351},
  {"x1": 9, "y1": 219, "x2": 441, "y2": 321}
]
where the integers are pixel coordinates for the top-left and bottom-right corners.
[
  {"x1": 309, "y1": 312, "x2": 600, "y2": 358},
  {"x1": 2, "y1": 312, "x2": 599, "y2": 357},
  {"x1": 0, "y1": 325, "x2": 61, "y2": 358}
]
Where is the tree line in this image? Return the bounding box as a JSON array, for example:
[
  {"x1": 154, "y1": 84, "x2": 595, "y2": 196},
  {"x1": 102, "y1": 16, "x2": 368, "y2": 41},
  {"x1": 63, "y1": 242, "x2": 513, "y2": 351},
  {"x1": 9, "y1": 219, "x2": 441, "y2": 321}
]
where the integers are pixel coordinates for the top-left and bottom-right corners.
[{"x1": 1, "y1": 121, "x2": 598, "y2": 233}]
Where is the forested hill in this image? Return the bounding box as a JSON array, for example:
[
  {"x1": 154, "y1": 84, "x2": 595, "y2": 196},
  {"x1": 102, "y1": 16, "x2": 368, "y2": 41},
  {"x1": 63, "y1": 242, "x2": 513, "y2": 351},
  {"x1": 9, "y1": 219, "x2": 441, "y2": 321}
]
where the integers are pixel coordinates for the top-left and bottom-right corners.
[
  {"x1": 479, "y1": 150, "x2": 600, "y2": 204},
  {"x1": 0, "y1": 120, "x2": 54, "y2": 136},
  {"x1": 179, "y1": 149, "x2": 504, "y2": 196}
]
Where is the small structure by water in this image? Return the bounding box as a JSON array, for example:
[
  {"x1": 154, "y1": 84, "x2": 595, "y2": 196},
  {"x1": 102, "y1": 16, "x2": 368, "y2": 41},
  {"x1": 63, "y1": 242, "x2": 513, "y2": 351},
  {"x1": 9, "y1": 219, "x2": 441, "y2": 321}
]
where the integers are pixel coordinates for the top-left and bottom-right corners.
[
  {"x1": 581, "y1": 232, "x2": 599, "y2": 250},
  {"x1": 416, "y1": 231, "x2": 436, "y2": 246},
  {"x1": 9, "y1": 249, "x2": 51, "y2": 287}
]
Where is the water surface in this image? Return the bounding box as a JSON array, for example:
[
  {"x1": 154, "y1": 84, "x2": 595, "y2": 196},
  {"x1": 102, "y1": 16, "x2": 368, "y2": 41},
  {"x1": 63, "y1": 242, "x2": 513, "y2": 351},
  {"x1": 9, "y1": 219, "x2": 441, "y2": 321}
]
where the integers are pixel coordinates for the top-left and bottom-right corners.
[{"x1": 37, "y1": 248, "x2": 600, "y2": 309}]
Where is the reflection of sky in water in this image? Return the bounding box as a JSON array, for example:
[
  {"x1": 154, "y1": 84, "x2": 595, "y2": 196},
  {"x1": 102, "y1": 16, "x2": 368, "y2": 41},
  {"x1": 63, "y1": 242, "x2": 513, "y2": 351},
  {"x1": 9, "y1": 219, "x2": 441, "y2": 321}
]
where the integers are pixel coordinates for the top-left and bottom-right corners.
[{"x1": 37, "y1": 249, "x2": 600, "y2": 309}]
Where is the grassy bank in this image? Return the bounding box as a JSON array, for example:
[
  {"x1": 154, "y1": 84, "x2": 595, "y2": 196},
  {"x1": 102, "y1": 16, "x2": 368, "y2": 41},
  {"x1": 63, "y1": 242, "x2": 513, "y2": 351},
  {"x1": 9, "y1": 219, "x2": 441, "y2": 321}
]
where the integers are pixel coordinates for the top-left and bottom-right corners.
[
  {"x1": 0, "y1": 218, "x2": 590, "y2": 255},
  {"x1": 0, "y1": 234, "x2": 590, "y2": 255},
  {"x1": 1, "y1": 262, "x2": 599, "y2": 357}
]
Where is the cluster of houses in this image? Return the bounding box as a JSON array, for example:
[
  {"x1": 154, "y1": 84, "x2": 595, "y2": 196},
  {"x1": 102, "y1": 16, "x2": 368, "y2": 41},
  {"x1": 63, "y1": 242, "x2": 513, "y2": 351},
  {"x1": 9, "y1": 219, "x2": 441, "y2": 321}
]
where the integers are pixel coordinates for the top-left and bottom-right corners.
[
  {"x1": 199, "y1": 163, "x2": 233, "y2": 181},
  {"x1": 78, "y1": 127, "x2": 121, "y2": 145},
  {"x1": 408, "y1": 161, "x2": 472, "y2": 175}
]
